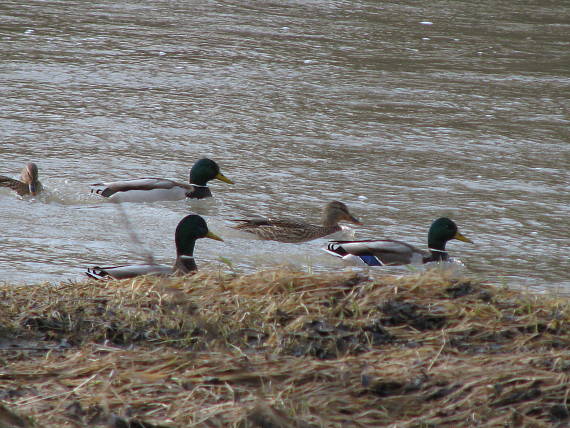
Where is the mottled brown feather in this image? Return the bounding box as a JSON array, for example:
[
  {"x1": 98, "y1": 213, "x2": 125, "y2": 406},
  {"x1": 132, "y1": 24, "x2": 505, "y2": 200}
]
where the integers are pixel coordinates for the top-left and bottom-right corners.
[{"x1": 232, "y1": 201, "x2": 361, "y2": 243}]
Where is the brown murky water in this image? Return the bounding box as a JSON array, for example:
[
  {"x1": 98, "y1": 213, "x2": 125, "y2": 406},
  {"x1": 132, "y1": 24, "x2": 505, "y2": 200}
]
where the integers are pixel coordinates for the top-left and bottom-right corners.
[{"x1": 1, "y1": 0, "x2": 569, "y2": 289}]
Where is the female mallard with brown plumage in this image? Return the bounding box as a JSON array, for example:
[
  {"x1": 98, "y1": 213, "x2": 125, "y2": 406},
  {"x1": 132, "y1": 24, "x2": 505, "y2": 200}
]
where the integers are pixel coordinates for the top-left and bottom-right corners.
[
  {"x1": 232, "y1": 201, "x2": 362, "y2": 243},
  {"x1": 0, "y1": 163, "x2": 43, "y2": 196},
  {"x1": 324, "y1": 217, "x2": 472, "y2": 266}
]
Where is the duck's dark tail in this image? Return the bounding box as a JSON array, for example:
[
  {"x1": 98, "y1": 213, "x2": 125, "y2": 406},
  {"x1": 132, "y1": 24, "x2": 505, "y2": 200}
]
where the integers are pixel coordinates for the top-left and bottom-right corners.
[{"x1": 85, "y1": 266, "x2": 109, "y2": 280}]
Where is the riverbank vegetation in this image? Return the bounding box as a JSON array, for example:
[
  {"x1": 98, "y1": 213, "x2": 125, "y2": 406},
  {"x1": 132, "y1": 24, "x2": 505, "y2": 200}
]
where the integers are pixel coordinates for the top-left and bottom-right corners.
[{"x1": 1, "y1": 267, "x2": 570, "y2": 427}]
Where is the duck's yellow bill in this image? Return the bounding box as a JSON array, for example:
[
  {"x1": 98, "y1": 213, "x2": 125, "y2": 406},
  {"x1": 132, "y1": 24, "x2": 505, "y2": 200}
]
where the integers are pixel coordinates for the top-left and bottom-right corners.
[
  {"x1": 206, "y1": 230, "x2": 224, "y2": 242},
  {"x1": 454, "y1": 231, "x2": 473, "y2": 243},
  {"x1": 215, "y1": 173, "x2": 234, "y2": 184}
]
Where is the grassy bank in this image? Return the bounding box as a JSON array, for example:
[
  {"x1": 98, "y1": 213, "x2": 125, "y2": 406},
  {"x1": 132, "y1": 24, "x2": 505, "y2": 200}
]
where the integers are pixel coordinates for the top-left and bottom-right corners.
[{"x1": 1, "y1": 268, "x2": 570, "y2": 427}]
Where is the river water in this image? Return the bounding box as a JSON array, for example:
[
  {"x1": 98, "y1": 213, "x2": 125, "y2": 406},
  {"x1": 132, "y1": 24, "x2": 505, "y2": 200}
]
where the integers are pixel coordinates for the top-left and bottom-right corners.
[{"x1": 1, "y1": 0, "x2": 569, "y2": 290}]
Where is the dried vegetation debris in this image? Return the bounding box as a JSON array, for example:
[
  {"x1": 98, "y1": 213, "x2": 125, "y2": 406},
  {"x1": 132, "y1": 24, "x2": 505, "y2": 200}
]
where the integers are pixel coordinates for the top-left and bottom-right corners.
[{"x1": 1, "y1": 268, "x2": 570, "y2": 426}]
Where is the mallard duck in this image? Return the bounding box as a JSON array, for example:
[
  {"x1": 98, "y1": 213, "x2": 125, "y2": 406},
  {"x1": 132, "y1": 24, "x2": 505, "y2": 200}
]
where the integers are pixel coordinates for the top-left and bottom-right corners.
[
  {"x1": 90, "y1": 158, "x2": 233, "y2": 202},
  {"x1": 232, "y1": 201, "x2": 362, "y2": 243},
  {"x1": 324, "y1": 217, "x2": 472, "y2": 266},
  {"x1": 0, "y1": 163, "x2": 43, "y2": 196},
  {"x1": 86, "y1": 214, "x2": 223, "y2": 279}
]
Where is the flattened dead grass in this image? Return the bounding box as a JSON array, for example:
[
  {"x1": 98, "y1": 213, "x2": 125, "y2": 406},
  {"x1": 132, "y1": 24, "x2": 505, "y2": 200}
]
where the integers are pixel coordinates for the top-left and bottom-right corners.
[{"x1": 1, "y1": 267, "x2": 570, "y2": 427}]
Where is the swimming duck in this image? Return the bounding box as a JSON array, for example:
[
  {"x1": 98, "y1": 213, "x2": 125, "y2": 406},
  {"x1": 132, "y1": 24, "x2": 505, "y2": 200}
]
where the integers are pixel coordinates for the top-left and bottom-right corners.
[
  {"x1": 0, "y1": 163, "x2": 43, "y2": 196},
  {"x1": 232, "y1": 201, "x2": 362, "y2": 243},
  {"x1": 90, "y1": 158, "x2": 233, "y2": 202},
  {"x1": 324, "y1": 217, "x2": 472, "y2": 266},
  {"x1": 86, "y1": 214, "x2": 223, "y2": 280}
]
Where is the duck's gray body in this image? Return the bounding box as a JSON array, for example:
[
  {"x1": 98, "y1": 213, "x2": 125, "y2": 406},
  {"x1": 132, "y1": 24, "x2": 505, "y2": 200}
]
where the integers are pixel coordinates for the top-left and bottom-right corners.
[
  {"x1": 91, "y1": 178, "x2": 210, "y2": 202},
  {"x1": 86, "y1": 264, "x2": 174, "y2": 280},
  {"x1": 324, "y1": 240, "x2": 428, "y2": 266}
]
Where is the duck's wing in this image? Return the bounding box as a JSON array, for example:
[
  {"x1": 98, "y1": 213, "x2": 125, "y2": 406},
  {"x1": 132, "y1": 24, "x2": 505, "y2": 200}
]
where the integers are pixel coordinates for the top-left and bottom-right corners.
[
  {"x1": 324, "y1": 239, "x2": 427, "y2": 266},
  {"x1": 0, "y1": 176, "x2": 28, "y2": 196},
  {"x1": 91, "y1": 178, "x2": 189, "y2": 196},
  {"x1": 86, "y1": 264, "x2": 173, "y2": 280},
  {"x1": 90, "y1": 178, "x2": 201, "y2": 202},
  {"x1": 232, "y1": 217, "x2": 278, "y2": 228}
]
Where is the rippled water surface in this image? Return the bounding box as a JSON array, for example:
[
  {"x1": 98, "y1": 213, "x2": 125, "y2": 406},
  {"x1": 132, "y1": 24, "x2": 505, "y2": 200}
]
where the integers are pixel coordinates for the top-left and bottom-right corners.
[{"x1": 1, "y1": 0, "x2": 569, "y2": 289}]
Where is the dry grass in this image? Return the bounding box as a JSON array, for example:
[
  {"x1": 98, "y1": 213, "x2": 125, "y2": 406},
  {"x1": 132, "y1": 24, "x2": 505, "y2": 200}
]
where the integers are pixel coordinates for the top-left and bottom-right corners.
[{"x1": 1, "y1": 267, "x2": 570, "y2": 427}]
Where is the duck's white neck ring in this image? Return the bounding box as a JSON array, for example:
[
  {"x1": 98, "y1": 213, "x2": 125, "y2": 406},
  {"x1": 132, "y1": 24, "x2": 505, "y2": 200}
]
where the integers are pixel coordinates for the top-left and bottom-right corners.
[{"x1": 428, "y1": 248, "x2": 448, "y2": 254}]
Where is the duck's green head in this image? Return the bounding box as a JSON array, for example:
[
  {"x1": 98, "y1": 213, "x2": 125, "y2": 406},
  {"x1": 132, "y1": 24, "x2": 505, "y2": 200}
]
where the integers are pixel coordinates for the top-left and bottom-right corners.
[
  {"x1": 428, "y1": 217, "x2": 473, "y2": 250},
  {"x1": 175, "y1": 214, "x2": 223, "y2": 255},
  {"x1": 189, "y1": 158, "x2": 234, "y2": 186}
]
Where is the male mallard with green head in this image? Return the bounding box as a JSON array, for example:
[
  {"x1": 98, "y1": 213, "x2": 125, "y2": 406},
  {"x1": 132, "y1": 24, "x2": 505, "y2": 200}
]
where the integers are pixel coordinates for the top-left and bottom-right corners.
[
  {"x1": 324, "y1": 217, "x2": 472, "y2": 266},
  {"x1": 86, "y1": 214, "x2": 223, "y2": 279},
  {"x1": 232, "y1": 201, "x2": 362, "y2": 243},
  {"x1": 91, "y1": 158, "x2": 233, "y2": 202},
  {"x1": 0, "y1": 163, "x2": 43, "y2": 196}
]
